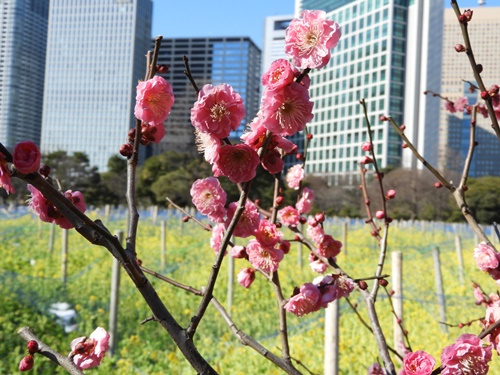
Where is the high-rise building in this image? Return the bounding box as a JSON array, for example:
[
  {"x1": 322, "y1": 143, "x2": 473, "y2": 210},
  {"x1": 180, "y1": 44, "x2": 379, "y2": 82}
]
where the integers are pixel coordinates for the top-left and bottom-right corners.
[
  {"x1": 153, "y1": 37, "x2": 261, "y2": 155},
  {"x1": 294, "y1": 0, "x2": 429, "y2": 185},
  {"x1": 0, "y1": 0, "x2": 49, "y2": 148},
  {"x1": 262, "y1": 15, "x2": 293, "y2": 72},
  {"x1": 41, "y1": 0, "x2": 153, "y2": 172},
  {"x1": 439, "y1": 6, "x2": 500, "y2": 177}
]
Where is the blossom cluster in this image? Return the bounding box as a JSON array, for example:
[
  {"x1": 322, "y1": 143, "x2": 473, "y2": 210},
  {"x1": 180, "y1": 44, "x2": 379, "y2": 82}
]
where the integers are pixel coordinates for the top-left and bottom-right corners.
[{"x1": 443, "y1": 84, "x2": 500, "y2": 119}]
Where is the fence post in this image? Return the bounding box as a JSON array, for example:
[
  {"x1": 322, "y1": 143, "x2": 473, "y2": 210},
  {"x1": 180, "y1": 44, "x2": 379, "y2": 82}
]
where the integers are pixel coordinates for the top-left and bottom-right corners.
[
  {"x1": 342, "y1": 221, "x2": 348, "y2": 257},
  {"x1": 109, "y1": 230, "x2": 123, "y2": 356},
  {"x1": 227, "y1": 237, "x2": 235, "y2": 315},
  {"x1": 392, "y1": 251, "x2": 403, "y2": 357},
  {"x1": 49, "y1": 222, "x2": 55, "y2": 253},
  {"x1": 104, "y1": 204, "x2": 111, "y2": 222},
  {"x1": 432, "y1": 246, "x2": 447, "y2": 333},
  {"x1": 160, "y1": 220, "x2": 166, "y2": 268},
  {"x1": 454, "y1": 235, "x2": 464, "y2": 286},
  {"x1": 152, "y1": 205, "x2": 158, "y2": 225},
  {"x1": 61, "y1": 229, "x2": 68, "y2": 283},
  {"x1": 324, "y1": 299, "x2": 339, "y2": 375}
]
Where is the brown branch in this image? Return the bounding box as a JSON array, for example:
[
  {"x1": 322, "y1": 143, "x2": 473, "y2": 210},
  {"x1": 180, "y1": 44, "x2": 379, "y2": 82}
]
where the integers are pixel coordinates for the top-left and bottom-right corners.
[
  {"x1": 450, "y1": 1, "x2": 500, "y2": 141},
  {"x1": 18, "y1": 327, "x2": 85, "y2": 375},
  {"x1": 183, "y1": 55, "x2": 200, "y2": 94}
]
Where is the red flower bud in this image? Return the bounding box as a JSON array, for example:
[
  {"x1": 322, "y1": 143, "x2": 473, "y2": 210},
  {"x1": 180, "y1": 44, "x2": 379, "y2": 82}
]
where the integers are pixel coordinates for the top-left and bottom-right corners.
[
  {"x1": 402, "y1": 142, "x2": 408, "y2": 149},
  {"x1": 399, "y1": 124, "x2": 406, "y2": 132},
  {"x1": 275, "y1": 222, "x2": 282, "y2": 228},
  {"x1": 296, "y1": 153, "x2": 304, "y2": 160},
  {"x1": 379, "y1": 279, "x2": 389, "y2": 287},
  {"x1": 379, "y1": 115, "x2": 388, "y2": 122},
  {"x1": 182, "y1": 215, "x2": 189, "y2": 222},
  {"x1": 434, "y1": 181, "x2": 443, "y2": 189},
  {"x1": 397, "y1": 318, "x2": 402, "y2": 324},
  {"x1": 119, "y1": 143, "x2": 133, "y2": 157},
  {"x1": 358, "y1": 280, "x2": 368, "y2": 290},
  {"x1": 385, "y1": 189, "x2": 396, "y2": 200},
  {"x1": 13, "y1": 141, "x2": 41, "y2": 174},
  {"x1": 306, "y1": 133, "x2": 313, "y2": 140},
  {"x1": 389, "y1": 290, "x2": 395, "y2": 296},
  {"x1": 275, "y1": 196, "x2": 284, "y2": 206},
  {"x1": 39, "y1": 164, "x2": 51, "y2": 177},
  {"x1": 19, "y1": 355, "x2": 34, "y2": 372},
  {"x1": 481, "y1": 91, "x2": 489, "y2": 100},
  {"x1": 27, "y1": 340, "x2": 39, "y2": 354},
  {"x1": 156, "y1": 64, "x2": 169, "y2": 74},
  {"x1": 314, "y1": 212, "x2": 325, "y2": 223},
  {"x1": 476, "y1": 64, "x2": 483, "y2": 74},
  {"x1": 299, "y1": 216, "x2": 307, "y2": 224},
  {"x1": 454, "y1": 44, "x2": 466, "y2": 53},
  {"x1": 365, "y1": 199, "x2": 370, "y2": 206},
  {"x1": 375, "y1": 210, "x2": 385, "y2": 220}
]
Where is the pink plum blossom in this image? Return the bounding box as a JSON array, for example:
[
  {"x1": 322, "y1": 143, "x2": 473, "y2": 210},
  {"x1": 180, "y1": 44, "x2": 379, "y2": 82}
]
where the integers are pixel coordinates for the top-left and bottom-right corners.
[
  {"x1": 261, "y1": 82, "x2": 314, "y2": 137},
  {"x1": 190, "y1": 177, "x2": 227, "y2": 223},
  {"x1": 261, "y1": 59, "x2": 298, "y2": 92},
  {"x1": 141, "y1": 123, "x2": 165, "y2": 144},
  {"x1": 0, "y1": 152, "x2": 14, "y2": 194},
  {"x1": 278, "y1": 206, "x2": 300, "y2": 227},
  {"x1": 402, "y1": 350, "x2": 436, "y2": 375},
  {"x1": 284, "y1": 282, "x2": 321, "y2": 317},
  {"x1": 440, "y1": 334, "x2": 492, "y2": 375},
  {"x1": 212, "y1": 144, "x2": 260, "y2": 183},
  {"x1": 444, "y1": 100, "x2": 456, "y2": 113},
  {"x1": 318, "y1": 234, "x2": 342, "y2": 259},
  {"x1": 237, "y1": 268, "x2": 256, "y2": 288},
  {"x1": 28, "y1": 185, "x2": 86, "y2": 229},
  {"x1": 285, "y1": 10, "x2": 341, "y2": 70},
  {"x1": 361, "y1": 142, "x2": 373, "y2": 152},
  {"x1": 191, "y1": 83, "x2": 245, "y2": 139},
  {"x1": 13, "y1": 141, "x2": 41, "y2": 174},
  {"x1": 474, "y1": 242, "x2": 498, "y2": 271},
  {"x1": 261, "y1": 149, "x2": 284, "y2": 175},
  {"x1": 316, "y1": 274, "x2": 355, "y2": 307},
  {"x1": 226, "y1": 201, "x2": 260, "y2": 238},
  {"x1": 255, "y1": 219, "x2": 282, "y2": 248},
  {"x1": 482, "y1": 298, "x2": 500, "y2": 354},
  {"x1": 210, "y1": 223, "x2": 226, "y2": 254},
  {"x1": 195, "y1": 130, "x2": 221, "y2": 164},
  {"x1": 286, "y1": 164, "x2": 304, "y2": 190},
  {"x1": 309, "y1": 253, "x2": 327, "y2": 273},
  {"x1": 368, "y1": 363, "x2": 385, "y2": 375},
  {"x1": 134, "y1": 75, "x2": 174, "y2": 126},
  {"x1": 454, "y1": 96, "x2": 469, "y2": 112},
  {"x1": 306, "y1": 218, "x2": 325, "y2": 244},
  {"x1": 296, "y1": 187, "x2": 315, "y2": 214},
  {"x1": 246, "y1": 239, "x2": 284, "y2": 273},
  {"x1": 70, "y1": 327, "x2": 110, "y2": 370}
]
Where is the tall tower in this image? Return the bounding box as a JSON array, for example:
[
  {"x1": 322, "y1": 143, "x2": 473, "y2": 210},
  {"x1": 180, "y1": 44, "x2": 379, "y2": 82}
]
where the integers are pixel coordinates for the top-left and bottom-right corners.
[
  {"x1": 41, "y1": 0, "x2": 153, "y2": 172},
  {"x1": 292, "y1": 0, "x2": 444, "y2": 185},
  {"x1": 0, "y1": 0, "x2": 49, "y2": 148},
  {"x1": 153, "y1": 37, "x2": 261, "y2": 155},
  {"x1": 262, "y1": 15, "x2": 293, "y2": 72}
]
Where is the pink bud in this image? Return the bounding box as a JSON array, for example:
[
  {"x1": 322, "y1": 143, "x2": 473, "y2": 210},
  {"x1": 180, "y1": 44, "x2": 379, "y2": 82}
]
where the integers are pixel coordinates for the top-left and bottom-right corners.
[
  {"x1": 361, "y1": 142, "x2": 372, "y2": 152},
  {"x1": 306, "y1": 133, "x2": 313, "y2": 140},
  {"x1": 13, "y1": 141, "x2": 41, "y2": 174},
  {"x1": 314, "y1": 212, "x2": 325, "y2": 223},
  {"x1": 19, "y1": 355, "x2": 34, "y2": 372},
  {"x1": 434, "y1": 182, "x2": 443, "y2": 189},
  {"x1": 237, "y1": 268, "x2": 256, "y2": 288},
  {"x1": 358, "y1": 280, "x2": 368, "y2": 290},
  {"x1": 402, "y1": 142, "x2": 408, "y2": 149},
  {"x1": 399, "y1": 124, "x2": 406, "y2": 132},
  {"x1": 275, "y1": 196, "x2": 284, "y2": 206},
  {"x1": 481, "y1": 91, "x2": 489, "y2": 100},
  {"x1": 379, "y1": 115, "x2": 388, "y2": 122},
  {"x1": 360, "y1": 156, "x2": 373, "y2": 164},
  {"x1": 27, "y1": 340, "x2": 39, "y2": 354},
  {"x1": 375, "y1": 210, "x2": 385, "y2": 220},
  {"x1": 385, "y1": 190, "x2": 396, "y2": 200},
  {"x1": 454, "y1": 44, "x2": 466, "y2": 52}
]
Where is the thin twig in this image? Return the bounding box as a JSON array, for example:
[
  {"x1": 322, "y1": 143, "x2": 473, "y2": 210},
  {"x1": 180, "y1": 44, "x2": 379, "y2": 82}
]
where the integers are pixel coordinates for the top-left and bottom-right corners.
[
  {"x1": 183, "y1": 55, "x2": 200, "y2": 94},
  {"x1": 18, "y1": 327, "x2": 84, "y2": 375}
]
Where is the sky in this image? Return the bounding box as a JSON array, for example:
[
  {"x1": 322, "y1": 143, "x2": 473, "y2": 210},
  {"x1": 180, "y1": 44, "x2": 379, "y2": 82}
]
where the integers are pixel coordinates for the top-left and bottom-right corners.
[{"x1": 152, "y1": 0, "x2": 494, "y2": 50}]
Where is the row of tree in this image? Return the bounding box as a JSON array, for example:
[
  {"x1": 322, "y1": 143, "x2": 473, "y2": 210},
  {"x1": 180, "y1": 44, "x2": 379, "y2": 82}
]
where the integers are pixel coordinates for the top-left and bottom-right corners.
[{"x1": 2, "y1": 150, "x2": 499, "y2": 225}]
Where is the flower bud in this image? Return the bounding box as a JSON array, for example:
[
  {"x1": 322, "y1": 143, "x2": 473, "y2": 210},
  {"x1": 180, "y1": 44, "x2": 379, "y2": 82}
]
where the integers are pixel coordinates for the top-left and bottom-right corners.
[
  {"x1": 39, "y1": 164, "x2": 51, "y2": 177},
  {"x1": 314, "y1": 212, "x2": 325, "y2": 223},
  {"x1": 379, "y1": 115, "x2": 388, "y2": 122},
  {"x1": 454, "y1": 44, "x2": 466, "y2": 52},
  {"x1": 476, "y1": 64, "x2": 483, "y2": 74},
  {"x1": 299, "y1": 216, "x2": 307, "y2": 224},
  {"x1": 385, "y1": 189, "x2": 396, "y2": 200},
  {"x1": 27, "y1": 340, "x2": 39, "y2": 354},
  {"x1": 13, "y1": 141, "x2": 41, "y2": 174},
  {"x1": 402, "y1": 142, "x2": 408, "y2": 149},
  {"x1": 275, "y1": 196, "x2": 284, "y2": 206},
  {"x1": 119, "y1": 143, "x2": 133, "y2": 157},
  {"x1": 19, "y1": 355, "x2": 34, "y2": 372},
  {"x1": 481, "y1": 91, "x2": 489, "y2": 100},
  {"x1": 379, "y1": 278, "x2": 389, "y2": 287},
  {"x1": 434, "y1": 181, "x2": 443, "y2": 189},
  {"x1": 156, "y1": 64, "x2": 169, "y2": 74},
  {"x1": 358, "y1": 280, "x2": 368, "y2": 290},
  {"x1": 360, "y1": 156, "x2": 373, "y2": 164},
  {"x1": 306, "y1": 133, "x2": 313, "y2": 140},
  {"x1": 375, "y1": 210, "x2": 385, "y2": 220},
  {"x1": 399, "y1": 124, "x2": 406, "y2": 132},
  {"x1": 361, "y1": 142, "x2": 372, "y2": 152}
]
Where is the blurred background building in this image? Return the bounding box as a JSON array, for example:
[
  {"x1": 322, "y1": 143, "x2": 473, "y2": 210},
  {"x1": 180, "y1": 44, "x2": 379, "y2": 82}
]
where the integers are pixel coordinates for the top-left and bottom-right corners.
[
  {"x1": 0, "y1": 0, "x2": 49, "y2": 149},
  {"x1": 40, "y1": 0, "x2": 152, "y2": 172}
]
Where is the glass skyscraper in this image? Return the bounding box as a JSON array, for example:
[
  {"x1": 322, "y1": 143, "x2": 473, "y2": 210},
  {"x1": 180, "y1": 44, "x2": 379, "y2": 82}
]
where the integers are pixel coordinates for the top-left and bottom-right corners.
[
  {"x1": 293, "y1": 0, "x2": 443, "y2": 185},
  {"x1": 41, "y1": 0, "x2": 152, "y2": 172},
  {"x1": 0, "y1": 0, "x2": 49, "y2": 148},
  {"x1": 153, "y1": 37, "x2": 261, "y2": 155}
]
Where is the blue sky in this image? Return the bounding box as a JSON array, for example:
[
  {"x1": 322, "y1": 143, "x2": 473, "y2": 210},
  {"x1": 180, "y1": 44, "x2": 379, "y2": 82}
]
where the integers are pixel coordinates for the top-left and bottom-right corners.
[{"x1": 152, "y1": 0, "x2": 494, "y2": 49}]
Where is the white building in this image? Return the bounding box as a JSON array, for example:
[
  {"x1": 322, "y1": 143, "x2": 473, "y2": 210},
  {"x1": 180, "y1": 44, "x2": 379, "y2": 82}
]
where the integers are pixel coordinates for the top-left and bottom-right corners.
[
  {"x1": 41, "y1": 0, "x2": 152, "y2": 172},
  {"x1": 262, "y1": 15, "x2": 294, "y2": 73}
]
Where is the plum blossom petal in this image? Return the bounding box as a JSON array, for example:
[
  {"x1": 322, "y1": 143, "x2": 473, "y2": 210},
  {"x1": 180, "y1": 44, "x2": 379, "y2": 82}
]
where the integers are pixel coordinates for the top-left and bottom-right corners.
[
  {"x1": 212, "y1": 144, "x2": 260, "y2": 183},
  {"x1": 286, "y1": 164, "x2": 304, "y2": 190},
  {"x1": 474, "y1": 242, "x2": 498, "y2": 271},
  {"x1": 402, "y1": 350, "x2": 436, "y2": 375},
  {"x1": 135, "y1": 75, "x2": 174, "y2": 126},
  {"x1": 190, "y1": 177, "x2": 227, "y2": 223},
  {"x1": 71, "y1": 327, "x2": 110, "y2": 370},
  {"x1": 440, "y1": 334, "x2": 492, "y2": 375}
]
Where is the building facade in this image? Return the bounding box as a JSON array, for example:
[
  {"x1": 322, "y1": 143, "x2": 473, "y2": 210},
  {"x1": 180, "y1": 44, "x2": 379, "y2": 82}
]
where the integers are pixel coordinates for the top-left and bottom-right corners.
[
  {"x1": 294, "y1": 0, "x2": 415, "y2": 185},
  {"x1": 41, "y1": 0, "x2": 152, "y2": 172},
  {"x1": 153, "y1": 37, "x2": 261, "y2": 155},
  {"x1": 0, "y1": 0, "x2": 49, "y2": 148},
  {"x1": 439, "y1": 6, "x2": 500, "y2": 177},
  {"x1": 262, "y1": 15, "x2": 293, "y2": 72}
]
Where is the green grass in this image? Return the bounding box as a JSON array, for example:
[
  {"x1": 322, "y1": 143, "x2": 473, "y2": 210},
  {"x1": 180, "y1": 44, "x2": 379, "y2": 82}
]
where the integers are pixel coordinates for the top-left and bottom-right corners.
[{"x1": 1, "y1": 214, "x2": 498, "y2": 374}]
